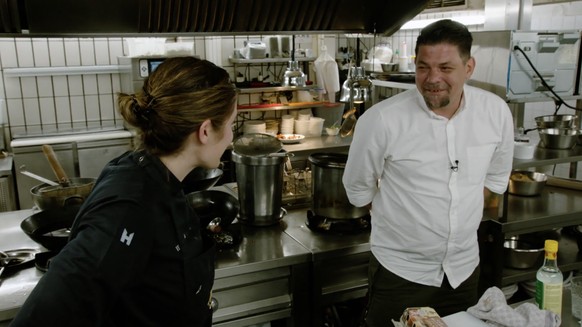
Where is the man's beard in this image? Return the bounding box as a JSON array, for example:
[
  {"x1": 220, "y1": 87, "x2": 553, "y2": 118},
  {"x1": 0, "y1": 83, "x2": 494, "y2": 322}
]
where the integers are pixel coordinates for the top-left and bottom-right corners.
[{"x1": 423, "y1": 94, "x2": 450, "y2": 110}]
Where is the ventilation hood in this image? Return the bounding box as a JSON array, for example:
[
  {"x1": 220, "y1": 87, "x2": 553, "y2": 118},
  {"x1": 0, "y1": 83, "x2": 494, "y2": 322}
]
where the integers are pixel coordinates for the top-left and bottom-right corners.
[{"x1": 1, "y1": 0, "x2": 431, "y2": 36}]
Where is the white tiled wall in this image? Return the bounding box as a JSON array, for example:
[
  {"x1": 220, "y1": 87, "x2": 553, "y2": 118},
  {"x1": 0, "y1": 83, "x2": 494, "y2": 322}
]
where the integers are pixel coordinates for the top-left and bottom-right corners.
[{"x1": 1, "y1": 1, "x2": 582, "y2": 178}]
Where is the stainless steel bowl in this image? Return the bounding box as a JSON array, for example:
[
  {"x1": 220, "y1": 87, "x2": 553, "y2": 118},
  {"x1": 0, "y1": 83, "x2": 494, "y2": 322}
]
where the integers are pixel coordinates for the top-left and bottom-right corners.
[
  {"x1": 503, "y1": 238, "x2": 544, "y2": 269},
  {"x1": 534, "y1": 114, "x2": 577, "y2": 129},
  {"x1": 508, "y1": 170, "x2": 547, "y2": 196},
  {"x1": 381, "y1": 63, "x2": 398, "y2": 72},
  {"x1": 538, "y1": 128, "x2": 579, "y2": 149}
]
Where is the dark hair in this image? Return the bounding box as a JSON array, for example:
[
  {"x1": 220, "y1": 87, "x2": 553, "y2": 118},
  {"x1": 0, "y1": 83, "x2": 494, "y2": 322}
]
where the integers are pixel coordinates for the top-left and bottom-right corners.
[
  {"x1": 415, "y1": 19, "x2": 473, "y2": 62},
  {"x1": 118, "y1": 56, "x2": 237, "y2": 156}
]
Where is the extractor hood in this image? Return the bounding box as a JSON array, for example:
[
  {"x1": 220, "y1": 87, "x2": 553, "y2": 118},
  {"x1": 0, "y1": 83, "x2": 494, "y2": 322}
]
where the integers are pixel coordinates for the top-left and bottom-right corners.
[{"x1": 1, "y1": 0, "x2": 431, "y2": 36}]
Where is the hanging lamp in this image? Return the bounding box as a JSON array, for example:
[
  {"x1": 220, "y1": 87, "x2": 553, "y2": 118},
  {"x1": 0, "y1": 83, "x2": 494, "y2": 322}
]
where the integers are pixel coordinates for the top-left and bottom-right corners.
[
  {"x1": 282, "y1": 35, "x2": 306, "y2": 87},
  {"x1": 339, "y1": 37, "x2": 373, "y2": 109}
]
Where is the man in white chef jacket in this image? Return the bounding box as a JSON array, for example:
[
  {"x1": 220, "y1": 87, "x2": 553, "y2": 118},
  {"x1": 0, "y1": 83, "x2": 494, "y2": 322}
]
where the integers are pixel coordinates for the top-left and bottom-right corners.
[{"x1": 343, "y1": 19, "x2": 514, "y2": 325}]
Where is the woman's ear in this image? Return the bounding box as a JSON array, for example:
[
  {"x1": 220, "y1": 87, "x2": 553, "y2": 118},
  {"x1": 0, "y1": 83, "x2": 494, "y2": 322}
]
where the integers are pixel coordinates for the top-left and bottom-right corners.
[{"x1": 197, "y1": 119, "x2": 212, "y2": 145}]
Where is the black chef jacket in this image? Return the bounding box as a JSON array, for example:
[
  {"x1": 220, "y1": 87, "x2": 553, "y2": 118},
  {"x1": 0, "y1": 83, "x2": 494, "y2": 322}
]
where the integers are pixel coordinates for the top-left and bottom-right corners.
[{"x1": 10, "y1": 151, "x2": 215, "y2": 327}]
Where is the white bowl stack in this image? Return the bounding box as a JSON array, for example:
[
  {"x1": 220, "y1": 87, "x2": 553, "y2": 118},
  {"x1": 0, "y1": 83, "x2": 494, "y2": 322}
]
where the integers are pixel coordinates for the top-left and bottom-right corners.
[
  {"x1": 243, "y1": 120, "x2": 266, "y2": 134},
  {"x1": 280, "y1": 115, "x2": 295, "y2": 134}
]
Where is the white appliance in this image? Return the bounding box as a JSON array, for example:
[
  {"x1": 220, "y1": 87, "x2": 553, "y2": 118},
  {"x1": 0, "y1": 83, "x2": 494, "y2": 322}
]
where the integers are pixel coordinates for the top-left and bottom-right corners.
[
  {"x1": 119, "y1": 56, "x2": 170, "y2": 94},
  {"x1": 469, "y1": 30, "x2": 582, "y2": 102}
]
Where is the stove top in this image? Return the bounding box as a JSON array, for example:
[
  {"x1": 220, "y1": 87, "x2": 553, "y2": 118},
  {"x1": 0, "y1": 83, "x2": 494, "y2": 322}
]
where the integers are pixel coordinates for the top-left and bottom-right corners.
[{"x1": 306, "y1": 210, "x2": 370, "y2": 234}]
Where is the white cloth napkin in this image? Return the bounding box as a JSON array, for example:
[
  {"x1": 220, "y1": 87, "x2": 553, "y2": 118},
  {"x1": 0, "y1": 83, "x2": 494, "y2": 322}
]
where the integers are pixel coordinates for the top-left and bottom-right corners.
[{"x1": 467, "y1": 286, "x2": 561, "y2": 327}]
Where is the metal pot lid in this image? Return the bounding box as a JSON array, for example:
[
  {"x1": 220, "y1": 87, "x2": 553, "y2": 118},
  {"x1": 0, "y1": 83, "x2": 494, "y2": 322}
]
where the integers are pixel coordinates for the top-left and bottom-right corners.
[{"x1": 232, "y1": 133, "x2": 282, "y2": 157}]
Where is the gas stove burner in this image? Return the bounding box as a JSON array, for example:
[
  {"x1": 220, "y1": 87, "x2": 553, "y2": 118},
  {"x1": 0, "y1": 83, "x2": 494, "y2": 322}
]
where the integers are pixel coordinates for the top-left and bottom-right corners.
[{"x1": 306, "y1": 210, "x2": 370, "y2": 234}]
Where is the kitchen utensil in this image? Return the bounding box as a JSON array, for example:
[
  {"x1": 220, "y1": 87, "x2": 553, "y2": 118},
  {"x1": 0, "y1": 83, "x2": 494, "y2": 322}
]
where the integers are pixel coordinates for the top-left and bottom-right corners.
[
  {"x1": 381, "y1": 63, "x2": 399, "y2": 72},
  {"x1": 339, "y1": 108, "x2": 357, "y2": 138},
  {"x1": 186, "y1": 190, "x2": 239, "y2": 230},
  {"x1": 534, "y1": 114, "x2": 577, "y2": 129},
  {"x1": 233, "y1": 133, "x2": 282, "y2": 157},
  {"x1": 503, "y1": 238, "x2": 544, "y2": 269},
  {"x1": 538, "y1": 128, "x2": 579, "y2": 149},
  {"x1": 21, "y1": 205, "x2": 79, "y2": 251},
  {"x1": 42, "y1": 144, "x2": 70, "y2": 187},
  {"x1": 0, "y1": 248, "x2": 40, "y2": 276},
  {"x1": 186, "y1": 190, "x2": 243, "y2": 249},
  {"x1": 231, "y1": 149, "x2": 287, "y2": 227},
  {"x1": 182, "y1": 167, "x2": 224, "y2": 195},
  {"x1": 508, "y1": 170, "x2": 547, "y2": 196},
  {"x1": 19, "y1": 165, "x2": 59, "y2": 186},
  {"x1": 308, "y1": 153, "x2": 369, "y2": 219},
  {"x1": 30, "y1": 177, "x2": 95, "y2": 210}
]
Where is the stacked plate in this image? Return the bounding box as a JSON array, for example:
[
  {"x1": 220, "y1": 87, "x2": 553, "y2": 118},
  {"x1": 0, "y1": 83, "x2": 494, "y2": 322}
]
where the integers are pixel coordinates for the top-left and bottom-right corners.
[
  {"x1": 280, "y1": 115, "x2": 294, "y2": 134},
  {"x1": 243, "y1": 120, "x2": 266, "y2": 134},
  {"x1": 297, "y1": 108, "x2": 312, "y2": 121}
]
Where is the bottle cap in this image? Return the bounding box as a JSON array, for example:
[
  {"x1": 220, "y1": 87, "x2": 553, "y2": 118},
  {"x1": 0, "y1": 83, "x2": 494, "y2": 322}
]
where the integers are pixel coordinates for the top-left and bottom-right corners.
[{"x1": 544, "y1": 239, "x2": 558, "y2": 253}]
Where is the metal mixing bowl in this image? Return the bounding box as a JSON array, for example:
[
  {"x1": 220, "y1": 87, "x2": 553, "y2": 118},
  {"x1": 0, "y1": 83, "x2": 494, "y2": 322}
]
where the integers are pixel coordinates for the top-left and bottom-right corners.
[
  {"x1": 508, "y1": 170, "x2": 547, "y2": 196},
  {"x1": 381, "y1": 63, "x2": 398, "y2": 72},
  {"x1": 538, "y1": 128, "x2": 579, "y2": 149},
  {"x1": 534, "y1": 114, "x2": 577, "y2": 129},
  {"x1": 503, "y1": 238, "x2": 544, "y2": 269}
]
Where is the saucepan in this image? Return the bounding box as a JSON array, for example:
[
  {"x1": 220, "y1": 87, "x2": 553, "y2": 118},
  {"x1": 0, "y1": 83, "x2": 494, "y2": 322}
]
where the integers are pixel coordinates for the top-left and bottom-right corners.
[
  {"x1": 30, "y1": 177, "x2": 95, "y2": 210},
  {"x1": 26, "y1": 145, "x2": 96, "y2": 210}
]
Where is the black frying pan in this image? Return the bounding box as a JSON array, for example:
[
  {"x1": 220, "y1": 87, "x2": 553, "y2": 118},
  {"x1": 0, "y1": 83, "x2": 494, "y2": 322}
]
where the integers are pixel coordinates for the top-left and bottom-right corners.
[
  {"x1": 20, "y1": 205, "x2": 80, "y2": 251},
  {"x1": 182, "y1": 168, "x2": 223, "y2": 194}
]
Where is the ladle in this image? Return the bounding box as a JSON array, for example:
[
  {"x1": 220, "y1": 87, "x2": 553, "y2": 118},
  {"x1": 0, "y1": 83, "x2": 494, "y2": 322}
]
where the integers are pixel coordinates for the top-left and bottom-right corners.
[
  {"x1": 19, "y1": 165, "x2": 59, "y2": 186},
  {"x1": 42, "y1": 144, "x2": 71, "y2": 187}
]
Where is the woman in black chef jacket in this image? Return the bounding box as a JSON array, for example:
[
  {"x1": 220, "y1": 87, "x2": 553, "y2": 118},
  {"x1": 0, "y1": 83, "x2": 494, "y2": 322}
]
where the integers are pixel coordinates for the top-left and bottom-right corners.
[{"x1": 10, "y1": 56, "x2": 238, "y2": 327}]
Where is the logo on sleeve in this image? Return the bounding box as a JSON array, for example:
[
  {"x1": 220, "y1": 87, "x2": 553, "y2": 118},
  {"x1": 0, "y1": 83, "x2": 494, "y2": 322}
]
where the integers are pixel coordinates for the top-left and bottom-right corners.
[{"x1": 120, "y1": 228, "x2": 134, "y2": 246}]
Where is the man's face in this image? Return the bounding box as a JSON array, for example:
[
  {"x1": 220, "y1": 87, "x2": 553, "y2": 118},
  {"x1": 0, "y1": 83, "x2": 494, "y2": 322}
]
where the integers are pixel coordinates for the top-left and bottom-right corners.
[{"x1": 415, "y1": 43, "x2": 474, "y2": 116}]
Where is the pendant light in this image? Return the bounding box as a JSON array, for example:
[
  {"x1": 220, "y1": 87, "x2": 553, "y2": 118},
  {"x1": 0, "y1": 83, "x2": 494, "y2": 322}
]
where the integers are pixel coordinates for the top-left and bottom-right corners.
[
  {"x1": 339, "y1": 37, "x2": 373, "y2": 110},
  {"x1": 282, "y1": 35, "x2": 306, "y2": 87}
]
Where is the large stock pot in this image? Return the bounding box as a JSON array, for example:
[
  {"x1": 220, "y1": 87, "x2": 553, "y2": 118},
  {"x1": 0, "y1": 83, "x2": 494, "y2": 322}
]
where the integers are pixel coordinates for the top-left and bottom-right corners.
[{"x1": 308, "y1": 153, "x2": 368, "y2": 219}]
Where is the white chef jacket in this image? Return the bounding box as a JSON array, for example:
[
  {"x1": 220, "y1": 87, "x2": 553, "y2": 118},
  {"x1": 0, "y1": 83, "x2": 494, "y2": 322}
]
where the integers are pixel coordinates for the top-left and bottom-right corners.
[
  {"x1": 314, "y1": 47, "x2": 340, "y2": 102},
  {"x1": 343, "y1": 85, "x2": 514, "y2": 288}
]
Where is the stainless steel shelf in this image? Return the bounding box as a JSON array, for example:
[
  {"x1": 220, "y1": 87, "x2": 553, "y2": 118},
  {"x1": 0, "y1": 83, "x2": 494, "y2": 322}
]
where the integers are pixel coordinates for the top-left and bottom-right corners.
[
  {"x1": 229, "y1": 57, "x2": 317, "y2": 64},
  {"x1": 512, "y1": 145, "x2": 582, "y2": 169},
  {"x1": 237, "y1": 102, "x2": 330, "y2": 112},
  {"x1": 500, "y1": 235, "x2": 582, "y2": 286},
  {"x1": 484, "y1": 186, "x2": 582, "y2": 234},
  {"x1": 237, "y1": 85, "x2": 320, "y2": 93}
]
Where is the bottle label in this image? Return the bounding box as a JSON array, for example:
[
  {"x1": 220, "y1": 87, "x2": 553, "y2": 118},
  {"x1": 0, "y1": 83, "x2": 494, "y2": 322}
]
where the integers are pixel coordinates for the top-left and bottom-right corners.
[{"x1": 535, "y1": 280, "x2": 563, "y2": 316}]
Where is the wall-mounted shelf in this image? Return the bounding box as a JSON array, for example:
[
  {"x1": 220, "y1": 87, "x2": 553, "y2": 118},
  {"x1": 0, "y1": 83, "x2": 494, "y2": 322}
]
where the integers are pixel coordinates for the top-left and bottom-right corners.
[
  {"x1": 237, "y1": 85, "x2": 321, "y2": 94},
  {"x1": 3, "y1": 65, "x2": 130, "y2": 77},
  {"x1": 229, "y1": 57, "x2": 316, "y2": 64},
  {"x1": 237, "y1": 102, "x2": 330, "y2": 112}
]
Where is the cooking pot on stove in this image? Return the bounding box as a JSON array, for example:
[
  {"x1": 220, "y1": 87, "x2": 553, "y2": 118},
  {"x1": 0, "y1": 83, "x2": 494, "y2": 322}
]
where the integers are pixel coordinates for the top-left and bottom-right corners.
[{"x1": 308, "y1": 153, "x2": 368, "y2": 219}]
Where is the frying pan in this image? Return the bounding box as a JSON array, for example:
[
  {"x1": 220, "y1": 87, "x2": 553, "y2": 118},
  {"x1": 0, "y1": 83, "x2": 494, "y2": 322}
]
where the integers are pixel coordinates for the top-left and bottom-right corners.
[
  {"x1": 186, "y1": 190, "x2": 239, "y2": 230},
  {"x1": 20, "y1": 205, "x2": 80, "y2": 251},
  {"x1": 182, "y1": 167, "x2": 224, "y2": 194}
]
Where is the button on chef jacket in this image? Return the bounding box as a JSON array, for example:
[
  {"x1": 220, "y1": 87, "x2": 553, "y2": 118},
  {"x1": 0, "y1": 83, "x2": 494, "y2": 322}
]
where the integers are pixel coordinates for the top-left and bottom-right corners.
[
  {"x1": 343, "y1": 85, "x2": 514, "y2": 288},
  {"x1": 11, "y1": 151, "x2": 215, "y2": 327},
  {"x1": 314, "y1": 45, "x2": 340, "y2": 102}
]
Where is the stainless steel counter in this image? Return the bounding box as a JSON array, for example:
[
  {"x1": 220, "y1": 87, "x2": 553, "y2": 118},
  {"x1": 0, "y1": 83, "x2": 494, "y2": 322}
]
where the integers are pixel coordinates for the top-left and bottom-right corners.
[{"x1": 0, "y1": 205, "x2": 369, "y2": 326}]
